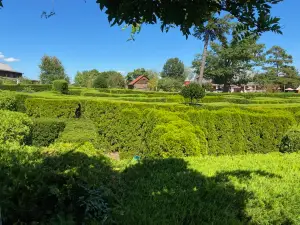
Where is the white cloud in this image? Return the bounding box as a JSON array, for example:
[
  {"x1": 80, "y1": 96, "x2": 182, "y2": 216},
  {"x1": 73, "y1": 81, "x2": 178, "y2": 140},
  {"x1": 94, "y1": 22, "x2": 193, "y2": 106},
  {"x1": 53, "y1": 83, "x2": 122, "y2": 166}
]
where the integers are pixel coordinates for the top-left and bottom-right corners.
[
  {"x1": 0, "y1": 52, "x2": 4, "y2": 59},
  {"x1": 117, "y1": 70, "x2": 127, "y2": 76},
  {"x1": 3, "y1": 57, "x2": 20, "y2": 62}
]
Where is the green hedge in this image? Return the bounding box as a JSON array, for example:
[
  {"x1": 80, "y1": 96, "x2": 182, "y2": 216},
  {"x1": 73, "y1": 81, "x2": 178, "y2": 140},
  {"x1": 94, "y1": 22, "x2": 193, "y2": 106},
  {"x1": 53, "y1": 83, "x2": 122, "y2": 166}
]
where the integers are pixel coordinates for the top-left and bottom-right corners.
[
  {"x1": 98, "y1": 88, "x2": 178, "y2": 96},
  {"x1": 57, "y1": 119, "x2": 99, "y2": 146},
  {"x1": 0, "y1": 91, "x2": 17, "y2": 110},
  {"x1": 187, "y1": 108, "x2": 294, "y2": 155},
  {"x1": 0, "y1": 110, "x2": 32, "y2": 145},
  {"x1": 52, "y1": 80, "x2": 69, "y2": 94},
  {"x1": 0, "y1": 84, "x2": 51, "y2": 92},
  {"x1": 27, "y1": 118, "x2": 66, "y2": 146},
  {"x1": 95, "y1": 108, "x2": 207, "y2": 158},
  {"x1": 280, "y1": 126, "x2": 300, "y2": 153},
  {"x1": 68, "y1": 88, "x2": 83, "y2": 96},
  {"x1": 25, "y1": 98, "x2": 83, "y2": 118},
  {"x1": 24, "y1": 97, "x2": 295, "y2": 157}
]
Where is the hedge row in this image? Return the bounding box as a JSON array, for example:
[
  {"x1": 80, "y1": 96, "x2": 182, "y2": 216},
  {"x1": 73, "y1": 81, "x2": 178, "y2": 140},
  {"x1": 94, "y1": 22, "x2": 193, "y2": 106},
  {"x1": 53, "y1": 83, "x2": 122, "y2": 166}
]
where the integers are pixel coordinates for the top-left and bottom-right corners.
[
  {"x1": 98, "y1": 88, "x2": 178, "y2": 96},
  {"x1": 0, "y1": 110, "x2": 32, "y2": 145},
  {"x1": 25, "y1": 98, "x2": 83, "y2": 118},
  {"x1": 206, "y1": 92, "x2": 300, "y2": 99},
  {"x1": 27, "y1": 118, "x2": 66, "y2": 146},
  {"x1": 23, "y1": 97, "x2": 296, "y2": 156},
  {"x1": 0, "y1": 84, "x2": 52, "y2": 92},
  {"x1": 95, "y1": 108, "x2": 208, "y2": 158}
]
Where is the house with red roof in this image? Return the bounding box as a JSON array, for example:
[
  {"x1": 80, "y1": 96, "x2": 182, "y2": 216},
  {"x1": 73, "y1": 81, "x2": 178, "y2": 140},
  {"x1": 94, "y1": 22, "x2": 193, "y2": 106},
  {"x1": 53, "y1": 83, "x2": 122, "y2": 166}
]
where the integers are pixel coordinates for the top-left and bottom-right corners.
[{"x1": 128, "y1": 75, "x2": 149, "y2": 90}]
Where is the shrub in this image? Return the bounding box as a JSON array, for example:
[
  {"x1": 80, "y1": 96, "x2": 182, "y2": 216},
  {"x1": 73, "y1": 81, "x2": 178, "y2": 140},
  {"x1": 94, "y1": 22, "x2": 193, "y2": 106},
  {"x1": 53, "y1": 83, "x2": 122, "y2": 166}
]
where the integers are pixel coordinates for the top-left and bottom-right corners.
[
  {"x1": 0, "y1": 143, "x2": 116, "y2": 224},
  {"x1": 52, "y1": 80, "x2": 69, "y2": 94},
  {"x1": 280, "y1": 126, "x2": 300, "y2": 153},
  {"x1": 144, "y1": 110, "x2": 208, "y2": 157},
  {"x1": 0, "y1": 91, "x2": 17, "y2": 110},
  {"x1": 181, "y1": 83, "x2": 205, "y2": 104},
  {"x1": 57, "y1": 119, "x2": 99, "y2": 147},
  {"x1": 93, "y1": 75, "x2": 108, "y2": 88},
  {"x1": 27, "y1": 118, "x2": 66, "y2": 146},
  {"x1": 0, "y1": 110, "x2": 32, "y2": 144}
]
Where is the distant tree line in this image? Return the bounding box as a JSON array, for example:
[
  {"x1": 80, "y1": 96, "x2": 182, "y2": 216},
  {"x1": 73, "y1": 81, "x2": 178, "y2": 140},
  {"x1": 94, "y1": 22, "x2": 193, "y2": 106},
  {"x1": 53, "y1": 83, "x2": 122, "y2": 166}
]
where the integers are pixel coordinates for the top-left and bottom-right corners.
[{"x1": 38, "y1": 13, "x2": 298, "y2": 93}]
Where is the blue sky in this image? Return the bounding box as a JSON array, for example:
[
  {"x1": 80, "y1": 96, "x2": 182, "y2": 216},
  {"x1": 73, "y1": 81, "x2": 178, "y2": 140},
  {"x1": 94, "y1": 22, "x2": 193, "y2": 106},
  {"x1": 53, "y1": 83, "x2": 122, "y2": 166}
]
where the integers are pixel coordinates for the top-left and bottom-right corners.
[{"x1": 0, "y1": 0, "x2": 299, "y2": 81}]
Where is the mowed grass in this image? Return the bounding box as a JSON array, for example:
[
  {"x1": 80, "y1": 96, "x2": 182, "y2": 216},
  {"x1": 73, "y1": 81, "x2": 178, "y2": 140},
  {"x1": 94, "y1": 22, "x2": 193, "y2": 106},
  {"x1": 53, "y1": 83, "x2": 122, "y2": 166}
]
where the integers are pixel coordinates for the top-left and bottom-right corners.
[{"x1": 115, "y1": 153, "x2": 300, "y2": 225}]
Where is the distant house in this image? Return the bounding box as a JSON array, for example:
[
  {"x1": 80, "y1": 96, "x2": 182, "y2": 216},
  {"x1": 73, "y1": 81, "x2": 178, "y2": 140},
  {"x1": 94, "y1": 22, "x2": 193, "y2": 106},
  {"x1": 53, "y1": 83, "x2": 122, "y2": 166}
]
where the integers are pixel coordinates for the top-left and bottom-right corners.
[
  {"x1": 0, "y1": 63, "x2": 23, "y2": 79},
  {"x1": 128, "y1": 75, "x2": 149, "y2": 90},
  {"x1": 184, "y1": 79, "x2": 191, "y2": 86}
]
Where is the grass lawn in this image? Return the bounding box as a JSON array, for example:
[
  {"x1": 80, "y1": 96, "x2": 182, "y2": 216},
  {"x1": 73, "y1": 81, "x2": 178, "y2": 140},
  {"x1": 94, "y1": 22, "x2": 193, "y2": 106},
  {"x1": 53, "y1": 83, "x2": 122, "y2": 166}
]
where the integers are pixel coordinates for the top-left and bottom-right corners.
[{"x1": 116, "y1": 153, "x2": 300, "y2": 225}]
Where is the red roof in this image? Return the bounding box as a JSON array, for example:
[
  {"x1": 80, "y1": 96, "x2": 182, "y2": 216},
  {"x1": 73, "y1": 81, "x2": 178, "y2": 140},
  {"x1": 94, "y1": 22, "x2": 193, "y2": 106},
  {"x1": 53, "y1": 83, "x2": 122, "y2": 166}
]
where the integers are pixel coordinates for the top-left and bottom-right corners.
[{"x1": 129, "y1": 75, "x2": 149, "y2": 85}]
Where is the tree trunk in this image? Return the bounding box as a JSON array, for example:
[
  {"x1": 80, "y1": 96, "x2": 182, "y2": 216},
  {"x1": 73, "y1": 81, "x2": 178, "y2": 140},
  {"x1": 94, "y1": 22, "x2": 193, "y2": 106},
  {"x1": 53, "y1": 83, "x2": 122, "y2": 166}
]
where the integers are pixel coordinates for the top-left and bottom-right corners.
[
  {"x1": 198, "y1": 34, "x2": 209, "y2": 86},
  {"x1": 223, "y1": 80, "x2": 230, "y2": 92}
]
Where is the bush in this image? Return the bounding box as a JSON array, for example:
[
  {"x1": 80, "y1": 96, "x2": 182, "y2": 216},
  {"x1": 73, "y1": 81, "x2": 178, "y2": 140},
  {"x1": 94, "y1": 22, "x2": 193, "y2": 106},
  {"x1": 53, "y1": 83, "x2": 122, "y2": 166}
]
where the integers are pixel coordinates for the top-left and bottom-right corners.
[
  {"x1": 0, "y1": 91, "x2": 17, "y2": 110},
  {"x1": 27, "y1": 118, "x2": 66, "y2": 146},
  {"x1": 0, "y1": 143, "x2": 116, "y2": 224},
  {"x1": 144, "y1": 110, "x2": 208, "y2": 157},
  {"x1": 52, "y1": 80, "x2": 69, "y2": 94},
  {"x1": 181, "y1": 83, "x2": 205, "y2": 104},
  {"x1": 57, "y1": 119, "x2": 99, "y2": 147},
  {"x1": 280, "y1": 126, "x2": 300, "y2": 153},
  {"x1": 93, "y1": 75, "x2": 108, "y2": 88},
  {"x1": 0, "y1": 110, "x2": 32, "y2": 145}
]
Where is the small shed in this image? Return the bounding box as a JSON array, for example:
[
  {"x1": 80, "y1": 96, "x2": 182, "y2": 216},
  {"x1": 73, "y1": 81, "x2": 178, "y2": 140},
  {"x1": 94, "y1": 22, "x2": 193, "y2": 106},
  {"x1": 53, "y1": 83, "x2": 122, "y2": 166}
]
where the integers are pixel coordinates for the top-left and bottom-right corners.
[
  {"x1": 0, "y1": 63, "x2": 23, "y2": 79},
  {"x1": 128, "y1": 75, "x2": 149, "y2": 90}
]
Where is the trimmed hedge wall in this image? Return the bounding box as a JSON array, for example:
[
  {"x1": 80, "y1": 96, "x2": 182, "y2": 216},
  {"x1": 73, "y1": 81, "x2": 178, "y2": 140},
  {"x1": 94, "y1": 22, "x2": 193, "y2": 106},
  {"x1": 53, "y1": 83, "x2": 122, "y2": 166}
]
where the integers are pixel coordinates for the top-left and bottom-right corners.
[
  {"x1": 98, "y1": 88, "x2": 178, "y2": 96},
  {"x1": 280, "y1": 126, "x2": 300, "y2": 153},
  {"x1": 94, "y1": 108, "x2": 207, "y2": 158},
  {"x1": 25, "y1": 98, "x2": 83, "y2": 118},
  {"x1": 0, "y1": 84, "x2": 51, "y2": 92},
  {"x1": 23, "y1": 97, "x2": 296, "y2": 157},
  {"x1": 186, "y1": 109, "x2": 294, "y2": 155},
  {"x1": 27, "y1": 118, "x2": 66, "y2": 146},
  {"x1": 0, "y1": 110, "x2": 32, "y2": 145}
]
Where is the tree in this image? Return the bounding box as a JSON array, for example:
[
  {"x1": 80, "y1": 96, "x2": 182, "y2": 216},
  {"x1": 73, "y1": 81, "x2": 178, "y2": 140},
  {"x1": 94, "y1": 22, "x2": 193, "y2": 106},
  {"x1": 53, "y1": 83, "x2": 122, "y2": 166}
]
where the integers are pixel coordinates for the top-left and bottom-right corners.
[
  {"x1": 74, "y1": 69, "x2": 100, "y2": 87},
  {"x1": 39, "y1": 55, "x2": 69, "y2": 84},
  {"x1": 181, "y1": 83, "x2": 205, "y2": 104},
  {"x1": 158, "y1": 78, "x2": 183, "y2": 92},
  {"x1": 94, "y1": 0, "x2": 282, "y2": 37},
  {"x1": 102, "y1": 71, "x2": 125, "y2": 88},
  {"x1": 148, "y1": 71, "x2": 159, "y2": 91},
  {"x1": 161, "y1": 58, "x2": 185, "y2": 81},
  {"x1": 193, "y1": 14, "x2": 233, "y2": 86},
  {"x1": 192, "y1": 38, "x2": 265, "y2": 92},
  {"x1": 93, "y1": 75, "x2": 108, "y2": 88},
  {"x1": 264, "y1": 46, "x2": 293, "y2": 76}
]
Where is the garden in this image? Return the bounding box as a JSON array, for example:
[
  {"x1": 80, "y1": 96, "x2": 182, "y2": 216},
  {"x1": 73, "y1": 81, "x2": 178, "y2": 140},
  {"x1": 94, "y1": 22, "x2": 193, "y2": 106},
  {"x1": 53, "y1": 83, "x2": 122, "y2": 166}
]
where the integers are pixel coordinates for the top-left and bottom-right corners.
[{"x1": 0, "y1": 83, "x2": 300, "y2": 224}]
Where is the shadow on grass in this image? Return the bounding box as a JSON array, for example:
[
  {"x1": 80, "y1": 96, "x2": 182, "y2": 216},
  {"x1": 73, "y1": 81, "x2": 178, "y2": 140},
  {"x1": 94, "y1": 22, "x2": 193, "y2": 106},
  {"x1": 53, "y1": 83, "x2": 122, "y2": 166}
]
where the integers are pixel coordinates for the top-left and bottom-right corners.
[
  {"x1": 0, "y1": 151, "x2": 281, "y2": 225},
  {"x1": 117, "y1": 158, "x2": 281, "y2": 225}
]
